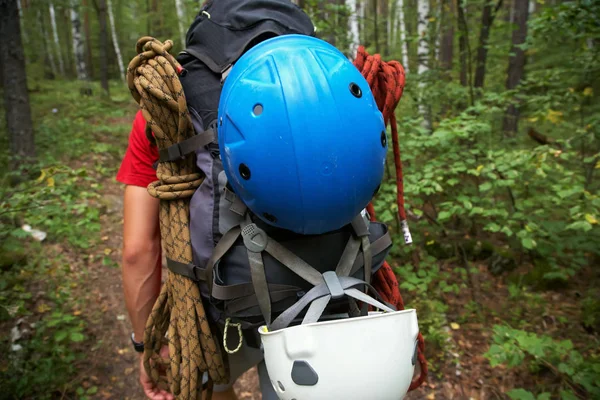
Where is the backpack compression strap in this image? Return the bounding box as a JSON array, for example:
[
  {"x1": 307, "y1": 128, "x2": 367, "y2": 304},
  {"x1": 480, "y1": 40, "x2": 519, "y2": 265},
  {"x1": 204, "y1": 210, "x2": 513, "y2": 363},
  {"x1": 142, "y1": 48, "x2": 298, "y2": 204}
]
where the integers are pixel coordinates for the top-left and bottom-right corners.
[{"x1": 203, "y1": 213, "x2": 379, "y2": 329}]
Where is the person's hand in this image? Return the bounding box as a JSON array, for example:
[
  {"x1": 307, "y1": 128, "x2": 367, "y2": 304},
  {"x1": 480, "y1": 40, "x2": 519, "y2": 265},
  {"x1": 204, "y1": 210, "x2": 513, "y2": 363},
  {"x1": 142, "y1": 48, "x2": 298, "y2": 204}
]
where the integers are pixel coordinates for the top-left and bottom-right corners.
[{"x1": 140, "y1": 344, "x2": 175, "y2": 400}]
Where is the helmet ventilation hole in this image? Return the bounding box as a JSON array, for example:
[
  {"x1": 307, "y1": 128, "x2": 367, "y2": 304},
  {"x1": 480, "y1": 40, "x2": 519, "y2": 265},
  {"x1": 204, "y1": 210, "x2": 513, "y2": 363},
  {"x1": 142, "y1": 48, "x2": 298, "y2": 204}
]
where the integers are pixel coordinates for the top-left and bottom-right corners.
[
  {"x1": 239, "y1": 163, "x2": 251, "y2": 180},
  {"x1": 349, "y1": 82, "x2": 362, "y2": 98},
  {"x1": 263, "y1": 213, "x2": 277, "y2": 223},
  {"x1": 380, "y1": 130, "x2": 387, "y2": 147},
  {"x1": 278, "y1": 381, "x2": 285, "y2": 392},
  {"x1": 253, "y1": 104, "x2": 263, "y2": 116}
]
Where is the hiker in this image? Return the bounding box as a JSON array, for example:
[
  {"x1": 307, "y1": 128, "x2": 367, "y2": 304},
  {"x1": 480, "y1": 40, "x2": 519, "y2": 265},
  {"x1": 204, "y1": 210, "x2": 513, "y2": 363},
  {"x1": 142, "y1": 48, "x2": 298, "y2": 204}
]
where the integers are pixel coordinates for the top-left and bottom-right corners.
[
  {"x1": 119, "y1": 1, "x2": 424, "y2": 399},
  {"x1": 118, "y1": 109, "x2": 278, "y2": 400}
]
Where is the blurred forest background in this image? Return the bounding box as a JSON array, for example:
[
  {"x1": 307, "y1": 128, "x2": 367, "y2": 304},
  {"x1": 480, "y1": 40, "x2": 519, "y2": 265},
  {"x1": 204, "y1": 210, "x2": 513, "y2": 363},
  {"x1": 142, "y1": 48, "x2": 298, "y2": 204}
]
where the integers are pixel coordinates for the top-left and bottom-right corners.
[{"x1": 1, "y1": 0, "x2": 599, "y2": 399}]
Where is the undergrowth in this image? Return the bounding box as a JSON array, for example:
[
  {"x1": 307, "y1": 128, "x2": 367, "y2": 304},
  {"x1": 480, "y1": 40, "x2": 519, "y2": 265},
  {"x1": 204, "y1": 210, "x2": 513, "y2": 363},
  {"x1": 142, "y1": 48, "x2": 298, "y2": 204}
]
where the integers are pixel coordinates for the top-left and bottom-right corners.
[{"x1": 0, "y1": 79, "x2": 135, "y2": 399}]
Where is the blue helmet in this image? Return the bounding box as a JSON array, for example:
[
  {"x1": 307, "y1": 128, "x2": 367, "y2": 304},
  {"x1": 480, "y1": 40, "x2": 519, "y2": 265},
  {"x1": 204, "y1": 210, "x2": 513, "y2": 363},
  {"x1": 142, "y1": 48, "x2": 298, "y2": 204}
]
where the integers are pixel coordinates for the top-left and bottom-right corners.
[{"x1": 217, "y1": 35, "x2": 387, "y2": 235}]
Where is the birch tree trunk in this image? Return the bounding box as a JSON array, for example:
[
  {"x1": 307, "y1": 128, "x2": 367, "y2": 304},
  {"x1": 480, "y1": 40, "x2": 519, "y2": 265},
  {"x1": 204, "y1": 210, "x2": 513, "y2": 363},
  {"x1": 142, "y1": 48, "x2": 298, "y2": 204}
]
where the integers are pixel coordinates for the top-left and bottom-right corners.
[
  {"x1": 39, "y1": 9, "x2": 58, "y2": 79},
  {"x1": 82, "y1": 0, "x2": 94, "y2": 79},
  {"x1": 417, "y1": 0, "x2": 431, "y2": 129},
  {"x1": 70, "y1": 0, "x2": 88, "y2": 80},
  {"x1": 49, "y1": 2, "x2": 65, "y2": 76},
  {"x1": 417, "y1": 0, "x2": 429, "y2": 76},
  {"x1": 358, "y1": 0, "x2": 365, "y2": 47},
  {"x1": 397, "y1": 0, "x2": 409, "y2": 71},
  {"x1": 347, "y1": 0, "x2": 360, "y2": 59},
  {"x1": 107, "y1": 0, "x2": 125, "y2": 81},
  {"x1": 175, "y1": 0, "x2": 186, "y2": 48}
]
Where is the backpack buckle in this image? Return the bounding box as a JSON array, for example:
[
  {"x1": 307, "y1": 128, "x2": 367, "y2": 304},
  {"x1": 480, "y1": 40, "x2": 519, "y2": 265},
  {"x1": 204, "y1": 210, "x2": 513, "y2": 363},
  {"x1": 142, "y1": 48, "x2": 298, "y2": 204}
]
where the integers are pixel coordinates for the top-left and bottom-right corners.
[{"x1": 241, "y1": 223, "x2": 268, "y2": 253}]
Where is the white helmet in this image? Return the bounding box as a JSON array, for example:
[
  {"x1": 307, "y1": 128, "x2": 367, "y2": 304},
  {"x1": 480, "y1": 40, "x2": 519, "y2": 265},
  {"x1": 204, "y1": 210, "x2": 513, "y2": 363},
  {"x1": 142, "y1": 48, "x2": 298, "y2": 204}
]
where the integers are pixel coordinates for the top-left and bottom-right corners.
[{"x1": 258, "y1": 273, "x2": 420, "y2": 400}]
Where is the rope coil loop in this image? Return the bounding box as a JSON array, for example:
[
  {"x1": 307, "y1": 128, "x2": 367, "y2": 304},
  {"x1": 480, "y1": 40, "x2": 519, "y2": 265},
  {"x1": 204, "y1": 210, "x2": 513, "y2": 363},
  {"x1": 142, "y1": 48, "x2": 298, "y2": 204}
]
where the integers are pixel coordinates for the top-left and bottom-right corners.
[{"x1": 127, "y1": 37, "x2": 229, "y2": 400}]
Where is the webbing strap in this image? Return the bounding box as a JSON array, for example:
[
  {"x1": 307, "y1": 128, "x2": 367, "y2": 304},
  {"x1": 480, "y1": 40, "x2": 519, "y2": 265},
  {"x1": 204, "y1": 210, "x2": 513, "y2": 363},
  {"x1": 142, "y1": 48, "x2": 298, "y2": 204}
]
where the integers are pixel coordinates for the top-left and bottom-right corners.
[
  {"x1": 270, "y1": 277, "x2": 396, "y2": 331},
  {"x1": 206, "y1": 227, "x2": 241, "y2": 292},
  {"x1": 166, "y1": 258, "x2": 206, "y2": 281},
  {"x1": 226, "y1": 288, "x2": 299, "y2": 315},
  {"x1": 212, "y1": 282, "x2": 297, "y2": 301},
  {"x1": 349, "y1": 231, "x2": 391, "y2": 276},
  {"x1": 264, "y1": 239, "x2": 324, "y2": 286},
  {"x1": 334, "y1": 236, "x2": 361, "y2": 277},
  {"x1": 361, "y1": 235, "x2": 372, "y2": 285},
  {"x1": 301, "y1": 295, "x2": 331, "y2": 325},
  {"x1": 158, "y1": 128, "x2": 215, "y2": 162},
  {"x1": 247, "y1": 250, "x2": 272, "y2": 326}
]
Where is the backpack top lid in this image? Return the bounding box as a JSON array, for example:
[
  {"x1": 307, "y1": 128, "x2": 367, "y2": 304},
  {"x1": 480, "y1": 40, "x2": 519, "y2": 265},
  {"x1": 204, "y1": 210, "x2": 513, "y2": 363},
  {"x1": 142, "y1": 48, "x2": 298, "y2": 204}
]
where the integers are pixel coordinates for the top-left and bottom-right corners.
[{"x1": 183, "y1": 0, "x2": 316, "y2": 75}]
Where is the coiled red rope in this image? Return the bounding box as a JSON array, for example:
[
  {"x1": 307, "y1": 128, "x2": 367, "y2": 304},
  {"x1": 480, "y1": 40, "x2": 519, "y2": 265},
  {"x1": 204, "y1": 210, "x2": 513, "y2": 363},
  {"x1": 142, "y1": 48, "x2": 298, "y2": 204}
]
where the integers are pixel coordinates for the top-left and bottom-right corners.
[{"x1": 353, "y1": 46, "x2": 427, "y2": 391}]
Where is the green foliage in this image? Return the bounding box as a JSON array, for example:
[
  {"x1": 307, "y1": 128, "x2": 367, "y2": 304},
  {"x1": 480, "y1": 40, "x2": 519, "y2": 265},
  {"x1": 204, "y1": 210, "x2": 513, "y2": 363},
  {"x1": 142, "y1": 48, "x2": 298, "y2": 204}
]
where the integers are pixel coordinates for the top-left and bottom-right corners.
[
  {"x1": 581, "y1": 290, "x2": 600, "y2": 332},
  {"x1": 0, "y1": 250, "x2": 89, "y2": 399},
  {"x1": 0, "y1": 80, "x2": 132, "y2": 399},
  {"x1": 485, "y1": 325, "x2": 600, "y2": 399},
  {"x1": 0, "y1": 80, "x2": 133, "y2": 249},
  {"x1": 381, "y1": 96, "x2": 600, "y2": 281}
]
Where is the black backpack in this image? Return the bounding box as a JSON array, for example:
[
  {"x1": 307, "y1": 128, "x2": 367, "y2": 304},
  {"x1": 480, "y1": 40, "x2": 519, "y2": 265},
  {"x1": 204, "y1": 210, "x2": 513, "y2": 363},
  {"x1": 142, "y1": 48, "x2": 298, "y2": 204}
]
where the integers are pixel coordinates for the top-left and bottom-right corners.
[{"x1": 160, "y1": 0, "x2": 393, "y2": 349}]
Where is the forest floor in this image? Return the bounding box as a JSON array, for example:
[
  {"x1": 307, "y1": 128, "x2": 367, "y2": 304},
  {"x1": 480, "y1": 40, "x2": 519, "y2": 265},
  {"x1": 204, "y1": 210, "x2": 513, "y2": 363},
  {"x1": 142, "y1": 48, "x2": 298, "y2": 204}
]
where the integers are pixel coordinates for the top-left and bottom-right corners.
[{"x1": 2, "y1": 82, "x2": 598, "y2": 400}]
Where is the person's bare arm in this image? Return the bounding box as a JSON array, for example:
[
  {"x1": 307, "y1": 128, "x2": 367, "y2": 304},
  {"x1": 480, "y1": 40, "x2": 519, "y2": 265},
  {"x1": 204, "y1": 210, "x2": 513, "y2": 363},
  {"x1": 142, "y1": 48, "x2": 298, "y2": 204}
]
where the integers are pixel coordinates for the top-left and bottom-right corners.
[{"x1": 122, "y1": 185, "x2": 162, "y2": 345}]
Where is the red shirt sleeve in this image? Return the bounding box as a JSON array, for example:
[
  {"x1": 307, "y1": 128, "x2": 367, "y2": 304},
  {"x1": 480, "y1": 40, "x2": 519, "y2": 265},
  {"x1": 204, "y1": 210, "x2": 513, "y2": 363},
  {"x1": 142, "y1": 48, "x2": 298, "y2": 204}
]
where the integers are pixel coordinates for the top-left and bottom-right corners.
[{"x1": 116, "y1": 111, "x2": 159, "y2": 187}]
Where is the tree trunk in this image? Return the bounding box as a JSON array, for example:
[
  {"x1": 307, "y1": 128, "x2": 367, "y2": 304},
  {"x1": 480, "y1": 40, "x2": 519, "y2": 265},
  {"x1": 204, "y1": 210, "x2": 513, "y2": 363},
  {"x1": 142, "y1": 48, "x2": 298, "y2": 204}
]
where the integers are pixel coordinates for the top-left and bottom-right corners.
[
  {"x1": 502, "y1": 0, "x2": 529, "y2": 135},
  {"x1": 373, "y1": 0, "x2": 379, "y2": 53},
  {"x1": 96, "y1": 0, "x2": 109, "y2": 94},
  {"x1": 347, "y1": 0, "x2": 360, "y2": 58},
  {"x1": 397, "y1": 0, "x2": 409, "y2": 71},
  {"x1": 474, "y1": 0, "x2": 503, "y2": 89},
  {"x1": 49, "y1": 2, "x2": 65, "y2": 76},
  {"x1": 16, "y1": 0, "x2": 28, "y2": 46},
  {"x1": 383, "y1": 0, "x2": 390, "y2": 56},
  {"x1": 82, "y1": 0, "x2": 94, "y2": 79},
  {"x1": 417, "y1": 0, "x2": 431, "y2": 129},
  {"x1": 175, "y1": 0, "x2": 186, "y2": 48},
  {"x1": 457, "y1": 0, "x2": 468, "y2": 86},
  {"x1": 358, "y1": 0, "x2": 366, "y2": 47},
  {"x1": 71, "y1": 0, "x2": 88, "y2": 80},
  {"x1": 0, "y1": 0, "x2": 36, "y2": 171},
  {"x1": 38, "y1": 9, "x2": 58, "y2": 79},
  {"x1": 417, "y1": 0, "x2": 429, "y2": 75},
  {"x1": 107, "y1": 0, "x2": 124, "y2": 82},
  {"x1": 439, "y1": 0, "x2": 454, "y2": 71}
]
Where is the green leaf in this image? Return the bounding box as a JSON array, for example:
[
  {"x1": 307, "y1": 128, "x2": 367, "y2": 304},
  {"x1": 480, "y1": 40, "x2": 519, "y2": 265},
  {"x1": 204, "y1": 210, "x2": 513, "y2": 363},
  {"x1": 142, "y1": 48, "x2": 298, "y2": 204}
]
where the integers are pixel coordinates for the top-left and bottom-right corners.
[
  {"x1": 54, "y1": 330, "x2": 68, "y2": 342},
  {"x1": 437, "y1": 211, "x2": 452, "y2": 221},
  {"x1": 479, "y1": 182, "x2": 493, "y2": 192},
  {"x1": 521, "y1": 237, "x2": 537, "y2": 250},
  {"x1": 560, "y1": 390, "x2": 579, "y2": 400},
  {"x1": 86, "y1": 386, "x2": 98, "y2": 395},
  {"x1": 566, "y1": 221, "x2": 593, "y2": 232},
  {"x1": 70, "y1": 332, "x2": 85, "y2": 342},
  {"x1": 507, "y1": 389, "x2": 536, "y2": 400},
  {"x1": 537, "y1": 393, "x2": 551, "y2": 400},
  {"x1": 485, "y1": 223, "x2": 501, "y2": 233}
]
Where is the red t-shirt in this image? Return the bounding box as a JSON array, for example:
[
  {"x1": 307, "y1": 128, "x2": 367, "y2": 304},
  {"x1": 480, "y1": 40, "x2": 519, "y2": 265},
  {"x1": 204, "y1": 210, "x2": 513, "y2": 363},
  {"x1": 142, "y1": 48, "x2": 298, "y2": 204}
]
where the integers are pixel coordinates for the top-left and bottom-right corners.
[{"x1": 116, "y1": 111, "x2": 159, "y2": 187}]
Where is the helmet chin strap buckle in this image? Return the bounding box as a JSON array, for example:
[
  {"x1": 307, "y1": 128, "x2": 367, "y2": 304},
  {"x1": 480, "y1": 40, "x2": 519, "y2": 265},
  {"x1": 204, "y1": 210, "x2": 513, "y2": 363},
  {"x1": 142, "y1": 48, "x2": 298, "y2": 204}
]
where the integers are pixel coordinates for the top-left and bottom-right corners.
[{"x1": 241, "y1": 223, "x2": 268, "y2": 253}]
